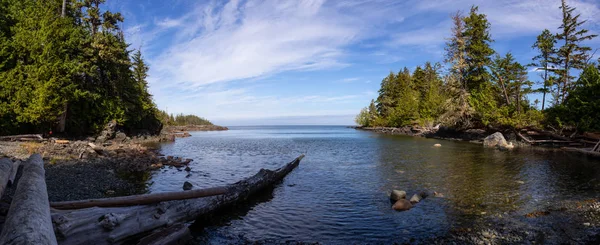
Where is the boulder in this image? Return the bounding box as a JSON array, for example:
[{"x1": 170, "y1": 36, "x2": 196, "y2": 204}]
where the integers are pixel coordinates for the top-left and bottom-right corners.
[
  {"x1": 499, "y1": 142, "x2": 515, "y2": 150},
  {"x1": 483, "y1": 132, "x2": 508, "y2": 148},
  {"x1": 410, "y1": 194, "x2": 422, "y2": 204},
  {"x1": 96, "y1": 120, "x2": 118, "y2": 143},
  {"x1": 392, "y1": 199, "x2": 413, "y2": 211},
  {"x1": 183, "y1": 181, "x2": 193, "y2": 191},
  {"x1": 114, "y1": 132, "x2": 127, "y2": 141},
  {"x1": 390, "y1": 190, "x2": 407, "y2": 201}
]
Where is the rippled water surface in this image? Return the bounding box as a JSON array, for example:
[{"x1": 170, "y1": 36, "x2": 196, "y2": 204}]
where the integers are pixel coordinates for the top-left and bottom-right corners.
[{"x1": 151, "y1": 126, "x2": 600, "y2": 244}]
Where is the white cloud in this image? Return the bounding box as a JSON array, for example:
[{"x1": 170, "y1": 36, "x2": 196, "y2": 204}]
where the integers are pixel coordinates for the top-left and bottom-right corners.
[
  {"x1": 150, "y1": 0, "x2": 359, "y2": 87},
  {"x1": 124, "y1": 0, "x2": 599, "y2": 124}
]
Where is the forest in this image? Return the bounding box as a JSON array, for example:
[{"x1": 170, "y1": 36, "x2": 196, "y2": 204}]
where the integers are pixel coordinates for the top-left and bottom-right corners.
[
  {"x1": 0, "y1": 0, "x2": 212, "y2": 136},
  {"x1": 157, "y1": 110, "x2": 213, "y2": 126},
  {"x1": 356, "y1": 1, "x2": 599, "y2": 133}
]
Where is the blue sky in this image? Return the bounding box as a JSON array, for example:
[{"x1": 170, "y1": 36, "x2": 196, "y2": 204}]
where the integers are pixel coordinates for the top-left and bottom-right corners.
[{"x1": 106, "y1": 0, "x2": 600, "y2": 126}]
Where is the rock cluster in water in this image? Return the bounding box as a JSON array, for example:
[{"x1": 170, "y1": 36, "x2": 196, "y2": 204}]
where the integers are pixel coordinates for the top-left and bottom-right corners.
[{"x1": 390, "y1": 190, "x2": 436, "y2": 211}]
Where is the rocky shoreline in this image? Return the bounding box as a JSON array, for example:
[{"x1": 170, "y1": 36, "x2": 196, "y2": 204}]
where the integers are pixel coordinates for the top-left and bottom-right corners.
[
  {"x1": 355, "y1": 126, "x2": 600, "y2": 158},
  {"x1": 0, "y1": 123, "x2": 229, "y2": 204}
]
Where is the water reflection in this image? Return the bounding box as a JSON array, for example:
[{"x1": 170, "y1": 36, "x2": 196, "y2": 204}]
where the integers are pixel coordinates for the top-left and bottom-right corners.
[{"x1": 149, "y1": 126, "x2": 600, "y2": 244}]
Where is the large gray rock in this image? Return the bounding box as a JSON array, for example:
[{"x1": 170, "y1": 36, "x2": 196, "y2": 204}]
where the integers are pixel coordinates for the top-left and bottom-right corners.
[
  {"x1": 392, "y1": 199, "x2": 412, "y2": 211},
  {"x1": 390, "y1": 190, "x2": 407, "y2": 201},
  {"x1": 483, "y1": 132, "x2": 508, "y2": 148}
]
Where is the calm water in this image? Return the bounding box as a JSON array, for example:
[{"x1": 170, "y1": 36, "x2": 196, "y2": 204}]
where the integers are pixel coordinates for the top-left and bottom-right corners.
[{"x1": 151, "y1": 126, "x2": 600, "y2": 244}]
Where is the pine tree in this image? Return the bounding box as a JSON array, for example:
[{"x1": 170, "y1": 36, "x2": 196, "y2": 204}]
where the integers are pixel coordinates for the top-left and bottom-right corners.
[
  {"x1": 531, "y1": 29, "x2": 557, "y2": 110},
  {"x1": 444, "y1": 11, "x2": 467, "y2": 89},
  {"x1": 463, "y1": 6, "x2": 494, "y2": 92},
  {"x1": 555, "y1": 0, "x2": 597, "y2": 104}
]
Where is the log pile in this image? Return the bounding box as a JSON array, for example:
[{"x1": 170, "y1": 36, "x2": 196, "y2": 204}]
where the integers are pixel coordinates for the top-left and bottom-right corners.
[
  {"x1": 0, "y1": 153, "x2": 304, "y2": 245},
  {"x1": 50, "y1": 154, "x2": 304, "y2": 244}
]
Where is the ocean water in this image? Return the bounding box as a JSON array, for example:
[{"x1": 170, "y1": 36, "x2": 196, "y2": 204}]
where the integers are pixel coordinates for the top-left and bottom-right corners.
[{"x1": 151, "y1": 125, "x2": 600, "y2": 244}]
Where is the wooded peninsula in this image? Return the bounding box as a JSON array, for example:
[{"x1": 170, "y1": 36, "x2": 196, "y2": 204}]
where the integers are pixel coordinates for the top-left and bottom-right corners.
[
  {"x1": 0, "y1": 0, "x2": 212, "y2": 137},
  {"x1": 355, "y1": 2, "x2": 599, "y2": 135}
]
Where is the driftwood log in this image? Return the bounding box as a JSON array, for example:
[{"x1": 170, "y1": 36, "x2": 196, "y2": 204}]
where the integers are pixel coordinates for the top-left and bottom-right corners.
[
  {"x1": 0, "y1": 134, "x2": 43, "y2": 141},
  {"x1": 0, "y1": 158, "x2": 12, "y2": 197},
  {"x1": 0, "y1": 154, "x2": 57, "y2": 245},
  {"x1": 136, "y1": 224, "x2": 191, "y2": 245},
  {"x1": 50, "y1": 186, "x2": 228, "y2": 209},
  {"x1": 51, "y1": 154, "x2": 305, "y2": 245},
  {"x1": 8, "y1": 160, "x2": 21, "y2": 186}
]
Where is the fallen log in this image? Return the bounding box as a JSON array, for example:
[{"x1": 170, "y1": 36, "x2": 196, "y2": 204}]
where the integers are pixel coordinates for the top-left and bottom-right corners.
[
  {"x1": 0, "y1": 134, "x2": 43, "y2": 141},
  {"x1": 594, "y1": 140, "x2": 600, "y2": 152},
  {"x1": 50, "y1": 186, "x2": 228, "y2": 209},
  {"x1": 51, "y1": 154, "x2": 305, "y2": 245},
  {"x1": 0, "y1": 158, "x2": 11, "y2": 197},
  {"x1": 0, "y1": 154, "x2": 57, "y2": 245},
  {"x1": 137, "y1": 224, "x2": 191, "y2": 245},
  {"x1": 8, "y1": 160, "x2": 21, "y2": 186},
  {"x1": 516, "y1": 131, "x2": 534, "y2": 144}
]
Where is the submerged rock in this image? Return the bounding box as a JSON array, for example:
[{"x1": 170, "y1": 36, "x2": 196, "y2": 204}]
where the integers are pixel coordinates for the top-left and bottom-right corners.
[
  {"x1": 484, "y1": 132, "x2": 508, "y2": 148},
  {"x1": 392, "y1": 199, "x2": 413, "y2": 211},
  {"x1": 183, "y1": 181, "x2": 193, "y2": 191},
  {"x1": 410, "y1": 194, "x2": 422, "y2": 204},
  {"x1": 390, "y1": 190, "x2": 407, "y2": 201}
]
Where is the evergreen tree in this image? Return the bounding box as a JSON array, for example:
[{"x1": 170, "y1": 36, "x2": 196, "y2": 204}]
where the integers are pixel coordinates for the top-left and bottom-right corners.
[
  {"x1": 444, "y1": 11, "x2": 467, "y2": 89},
  {"x1": 531, "y1": 29, "x2": 558, "y2": 110},
  {"x1": 547, "y1": 64, "x2": 600, "y2": 131},
  {"x1": 555, "y1": 0, "x2": 597, "y2": 103},
  {"x1": 463, "y1": 6, "x2": 494, "y2": 92}
]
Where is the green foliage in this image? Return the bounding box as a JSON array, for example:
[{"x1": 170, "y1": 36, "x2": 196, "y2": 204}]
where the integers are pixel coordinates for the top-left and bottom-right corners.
[
  {"x1": 531, "y1": 29, "x2": 557, "y2": 110},
  {"x1": 554, "y1": 0, "x2": 598, "y2": 104},
  {"x1": 463, "y1": 6, "x2": 494, "y2": 93},
  {"x1": 546, "y1": 64, "x2": 600, "y2": 131},
  {"x1": 0, "y1": 0, "x2": 163, "y2": 136}
]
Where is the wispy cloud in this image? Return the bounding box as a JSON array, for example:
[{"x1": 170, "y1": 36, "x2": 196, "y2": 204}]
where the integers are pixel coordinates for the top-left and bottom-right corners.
[
  {"x1": 118, "y1": 0, "x2": 599, "y2": 124},
  {"x1": 149, "y1": 0, "x2": 359, "y2": 87}
]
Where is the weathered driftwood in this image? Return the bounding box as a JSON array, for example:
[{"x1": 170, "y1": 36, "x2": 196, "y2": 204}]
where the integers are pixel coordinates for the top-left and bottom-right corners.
[
  {"x1": 8, "y1": 160, "x2": 21, "y2": 186},
  {"x1": 50, "y1": 186, "x2": 228, "y2": 209},
  {"x1": 0, "y1": 154, "x2": 57, "y2": 245},
  {"x1": 137, "y1": 224, "x2": 191, "y2": 245},
  {"x1": 51, "y1": 154, "x2": 305, "y2": 245},
  {"x1": 593, "y1": 140, "x2": 600, "y2": 152},
  {"x1": 0, "y1": 134, "x2": 43, "y2": 141},
  {"x1": 0, "y1": 158, "x2": 11, "y2": 197}
]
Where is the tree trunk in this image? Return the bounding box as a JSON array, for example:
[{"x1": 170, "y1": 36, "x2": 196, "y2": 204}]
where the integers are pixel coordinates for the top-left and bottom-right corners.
[
  {"x1": 0, "y1": 158, "x2": 12, "y2": 197},
  {"x1": 57, "y1": 104, "x2": 67, "y2": 133},
  {"x1": 61, "y1": 0, "x2": 67, "y2": 17},
  {"x1": 542, "y1": 64, "x2": 547, "y2": 110},
  {"x1": 0, "y1": 154, "x2": 57, "y2": 245},
  {"x1": 51, "y1": 155, "x2": 305, "y2": 245},
  {"x1": 50, "y1": 186, "x2": 228, "y2": 209}
]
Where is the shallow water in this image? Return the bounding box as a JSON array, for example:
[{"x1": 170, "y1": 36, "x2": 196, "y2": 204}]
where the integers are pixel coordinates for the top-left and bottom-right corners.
[{"x1": 152, "y1": 125, "x2": 600, "y2": 244}]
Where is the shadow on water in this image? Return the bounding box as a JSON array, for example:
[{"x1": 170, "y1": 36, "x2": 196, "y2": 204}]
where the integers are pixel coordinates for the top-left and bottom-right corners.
[{"x1": 188, "y1": 185, "x2": 277, "y2": 244}]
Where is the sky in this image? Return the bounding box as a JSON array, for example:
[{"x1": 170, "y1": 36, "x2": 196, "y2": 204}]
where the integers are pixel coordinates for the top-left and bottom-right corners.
[{"x1": 106, "y1": 0, "x2": 600, "y2": 126}]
